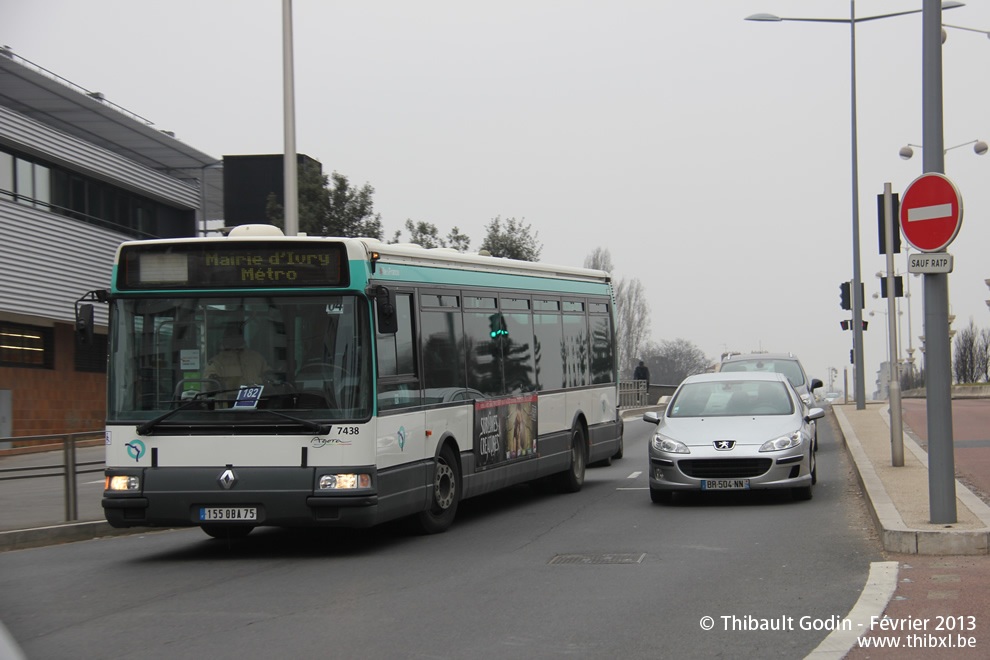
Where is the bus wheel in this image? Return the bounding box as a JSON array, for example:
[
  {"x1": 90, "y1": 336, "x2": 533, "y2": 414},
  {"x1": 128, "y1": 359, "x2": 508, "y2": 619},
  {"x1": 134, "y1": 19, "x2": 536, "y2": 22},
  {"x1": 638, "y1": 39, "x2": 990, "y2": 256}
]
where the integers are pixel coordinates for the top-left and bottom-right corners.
[
  {"x1": 554, "y1": 426, "x2": 586, "y2": 493},
  {"x1": 416, "y1": 444, "x2": 461, "y2": 534},
  {"x1": 201, "y1": 525, "x2": 254, "y2": 540}
]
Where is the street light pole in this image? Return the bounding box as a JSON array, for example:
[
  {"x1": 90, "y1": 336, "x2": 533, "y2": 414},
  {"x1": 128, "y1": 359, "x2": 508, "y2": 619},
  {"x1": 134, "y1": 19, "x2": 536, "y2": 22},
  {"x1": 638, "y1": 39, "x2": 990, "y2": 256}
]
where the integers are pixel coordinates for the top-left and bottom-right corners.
[
  {"x1": 746, "y1": 1, "x2": 963, "y2": 410},
  {"x1": 848, "y1": 0, "x2": 866, "y2": 410},
  {"x1": 922, "y1": 0, "x2": 956, "y2": 524}
]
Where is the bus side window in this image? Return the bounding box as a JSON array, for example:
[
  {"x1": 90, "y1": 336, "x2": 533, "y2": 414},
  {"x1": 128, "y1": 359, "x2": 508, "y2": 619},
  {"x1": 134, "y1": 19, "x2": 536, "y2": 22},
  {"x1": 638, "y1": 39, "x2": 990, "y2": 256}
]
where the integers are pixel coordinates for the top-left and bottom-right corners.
[{"x1": 377, "y1": 293, "x2": 420, "y2": 409}]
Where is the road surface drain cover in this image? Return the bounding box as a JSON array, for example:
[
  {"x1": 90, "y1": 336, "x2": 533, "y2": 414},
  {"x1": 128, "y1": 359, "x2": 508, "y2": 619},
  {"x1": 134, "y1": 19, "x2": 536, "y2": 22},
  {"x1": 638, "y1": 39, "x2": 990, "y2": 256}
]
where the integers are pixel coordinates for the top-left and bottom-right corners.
[{"x1": 549, "y1": 553, "x2": 645, "y2": 565}]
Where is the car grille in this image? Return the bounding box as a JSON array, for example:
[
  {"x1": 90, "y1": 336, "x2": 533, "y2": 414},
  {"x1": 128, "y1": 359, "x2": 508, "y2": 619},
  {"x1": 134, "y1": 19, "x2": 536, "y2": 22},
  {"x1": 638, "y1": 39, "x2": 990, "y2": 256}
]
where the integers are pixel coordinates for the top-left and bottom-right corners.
[{"x1": 678, "y1": 459, "x2": 773, "y2": 479}]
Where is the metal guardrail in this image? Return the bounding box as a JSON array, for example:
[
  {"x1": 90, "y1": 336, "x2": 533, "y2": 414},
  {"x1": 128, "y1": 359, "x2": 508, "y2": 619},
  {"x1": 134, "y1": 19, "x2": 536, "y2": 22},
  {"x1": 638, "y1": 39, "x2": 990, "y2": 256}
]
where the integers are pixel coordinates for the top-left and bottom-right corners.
[{"x1": 0, "y1": 432, "x2": 104, "y2": 522}]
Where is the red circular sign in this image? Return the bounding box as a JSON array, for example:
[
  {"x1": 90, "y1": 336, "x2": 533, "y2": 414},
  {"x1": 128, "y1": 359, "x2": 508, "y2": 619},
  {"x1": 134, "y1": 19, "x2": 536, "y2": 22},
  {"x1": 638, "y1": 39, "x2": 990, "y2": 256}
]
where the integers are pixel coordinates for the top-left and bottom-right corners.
[{"x1": 899, "y1": 173, "x2": 963, "y2": 252}]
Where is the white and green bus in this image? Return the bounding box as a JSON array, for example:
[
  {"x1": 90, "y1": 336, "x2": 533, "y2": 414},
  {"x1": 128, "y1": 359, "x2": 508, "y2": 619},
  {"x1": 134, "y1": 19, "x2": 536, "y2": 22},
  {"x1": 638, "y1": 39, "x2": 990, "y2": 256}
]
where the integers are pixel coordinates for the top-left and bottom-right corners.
[{"x1": 92, "y1": 224, "x2": 622, "y2": 538}]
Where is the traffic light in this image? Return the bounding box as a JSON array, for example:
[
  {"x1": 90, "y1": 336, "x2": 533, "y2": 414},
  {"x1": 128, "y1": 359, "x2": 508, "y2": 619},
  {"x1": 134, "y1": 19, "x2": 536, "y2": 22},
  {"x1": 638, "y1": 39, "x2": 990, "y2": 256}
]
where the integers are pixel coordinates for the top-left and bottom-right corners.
[
  {"x1": 488, "y1": 314, "x2": 507, "y2": 339},
  {"x1": 880, "y1": 276, "x2": 904, "y2": 299},
  {"x1": 840, "y1": 282, "x2": 851, "y2": 311},
  {"x1": 840, "y1": 320, "x2": 850, "y2": 331},
  {"x1": 850, "y1": 349, "x2": 855, "y2": 364},
  {"x1": 877, "y1": 192, "x2": 901, "y2": 254}
]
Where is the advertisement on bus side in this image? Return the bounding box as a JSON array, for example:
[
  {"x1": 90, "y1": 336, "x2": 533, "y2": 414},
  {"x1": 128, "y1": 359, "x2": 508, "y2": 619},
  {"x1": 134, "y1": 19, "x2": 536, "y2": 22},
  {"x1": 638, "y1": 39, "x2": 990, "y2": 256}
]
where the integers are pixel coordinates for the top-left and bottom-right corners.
[{"x1": 474, "y1": 394, "x2": 538, "y2": 470}]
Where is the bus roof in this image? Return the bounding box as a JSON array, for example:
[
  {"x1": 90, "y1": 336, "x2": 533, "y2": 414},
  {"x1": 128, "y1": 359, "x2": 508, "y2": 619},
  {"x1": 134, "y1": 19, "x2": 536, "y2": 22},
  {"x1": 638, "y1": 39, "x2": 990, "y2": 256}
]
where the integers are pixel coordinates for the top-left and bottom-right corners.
[{"x1": 114, "y1": 224, "x2": 612, "y2": 285}]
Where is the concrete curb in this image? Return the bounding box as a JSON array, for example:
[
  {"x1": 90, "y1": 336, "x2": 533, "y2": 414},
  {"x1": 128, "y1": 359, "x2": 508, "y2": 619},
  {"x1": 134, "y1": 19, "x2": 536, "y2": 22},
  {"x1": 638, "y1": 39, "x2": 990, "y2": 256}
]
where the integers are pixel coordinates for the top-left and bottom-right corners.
[
  {"x1": 0, "y1": 521, "x2": 159, "y2": 553},
  {"x1": 834, "y1": 405, "x2": 990, "y2": 555}
]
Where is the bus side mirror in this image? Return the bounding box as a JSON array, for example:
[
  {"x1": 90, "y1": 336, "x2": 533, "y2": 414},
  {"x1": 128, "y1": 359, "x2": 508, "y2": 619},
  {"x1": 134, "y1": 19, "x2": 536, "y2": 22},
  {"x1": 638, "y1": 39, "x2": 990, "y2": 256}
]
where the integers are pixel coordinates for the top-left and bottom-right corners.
[
  {"x1": 375, "y1": 285, "x2": 398, "y2": 334},
  {"x1": 74, "y1": 289, "x2": 109, "y2": 345},
  {"x1": 76, "y1": 304, "x2": 95, "y2": 344}
]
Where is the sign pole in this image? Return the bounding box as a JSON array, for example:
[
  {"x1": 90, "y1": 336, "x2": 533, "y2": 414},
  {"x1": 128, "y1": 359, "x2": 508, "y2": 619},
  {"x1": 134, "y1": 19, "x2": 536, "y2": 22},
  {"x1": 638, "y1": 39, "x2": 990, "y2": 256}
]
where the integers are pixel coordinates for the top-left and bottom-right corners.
[
  {"x1": 921, "y1": 0, "x2": 955, "y2": 523},
  {"x1": 883, "y1": 183, "x2": 904, "y2": 467}
]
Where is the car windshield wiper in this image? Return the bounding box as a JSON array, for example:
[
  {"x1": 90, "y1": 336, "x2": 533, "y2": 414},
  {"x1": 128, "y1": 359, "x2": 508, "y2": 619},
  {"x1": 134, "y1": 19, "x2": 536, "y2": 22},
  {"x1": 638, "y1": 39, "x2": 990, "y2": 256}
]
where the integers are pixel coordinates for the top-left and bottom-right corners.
[{"x1": 136, "y1": 390, "x2": 330, "y2": 436}]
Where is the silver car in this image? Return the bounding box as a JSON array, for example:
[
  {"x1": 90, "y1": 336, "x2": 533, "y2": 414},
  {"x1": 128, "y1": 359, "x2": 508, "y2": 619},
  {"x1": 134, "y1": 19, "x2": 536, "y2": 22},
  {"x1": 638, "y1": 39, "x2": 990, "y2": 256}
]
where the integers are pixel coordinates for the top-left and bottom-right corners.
[
  {"x1": 716, "y1": 352, "x2": 823, "y2": 407},
  {"x1": 643, "y1": 372, "x2": 825, "y2": 503},
  {"x1": 717, "y1": 352, "x2": 824, "y2": 450}
]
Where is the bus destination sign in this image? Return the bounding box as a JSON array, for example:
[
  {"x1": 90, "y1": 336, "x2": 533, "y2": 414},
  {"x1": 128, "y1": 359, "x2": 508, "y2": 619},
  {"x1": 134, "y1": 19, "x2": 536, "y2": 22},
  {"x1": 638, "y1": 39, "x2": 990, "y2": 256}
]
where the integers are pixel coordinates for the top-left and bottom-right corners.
[{"x1": 120, "y1": 242, "x2": 348, "y2": 289}]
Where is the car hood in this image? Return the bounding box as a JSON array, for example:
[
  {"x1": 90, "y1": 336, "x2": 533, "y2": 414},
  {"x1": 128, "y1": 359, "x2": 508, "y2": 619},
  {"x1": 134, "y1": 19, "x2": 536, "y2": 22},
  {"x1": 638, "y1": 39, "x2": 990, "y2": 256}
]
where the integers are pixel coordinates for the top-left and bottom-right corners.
[{"x1": 659, "y1": 415, "x2": 801, "y2": 447}]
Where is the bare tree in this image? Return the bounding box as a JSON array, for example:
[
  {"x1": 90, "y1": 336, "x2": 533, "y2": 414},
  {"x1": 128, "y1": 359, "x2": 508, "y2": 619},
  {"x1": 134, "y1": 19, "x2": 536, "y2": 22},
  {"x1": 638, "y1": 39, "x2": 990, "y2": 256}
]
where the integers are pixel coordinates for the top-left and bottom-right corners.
[
  {"x1": 584, "y1": 247, "x2": 649, "y2": 377},
  {"x1": 979, "y1": 327, "x2": 990, "y2": 383},
  {"x1": 583, "y1": 247, "x2": 614, "y2": 274},
  {"x1": 642, "y1": 338, "x2": 713, "y2": 386},
  {"x1": 952, "y1": 318, "x2": 982, "y2": 384},
  {"x1": 614, "y1": 277, "x2": 651, "y2": 377}
]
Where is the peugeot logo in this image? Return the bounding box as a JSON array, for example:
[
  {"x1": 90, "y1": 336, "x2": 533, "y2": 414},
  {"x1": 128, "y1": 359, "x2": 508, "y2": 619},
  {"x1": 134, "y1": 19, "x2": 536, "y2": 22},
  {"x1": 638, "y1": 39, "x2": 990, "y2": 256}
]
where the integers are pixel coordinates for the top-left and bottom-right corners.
[
  {"x1": 714, "y1": 441, "x2": 736, "y2": 451},
  {"x1": 218, "y1": 469, "x2": 237, "y2": 489}
]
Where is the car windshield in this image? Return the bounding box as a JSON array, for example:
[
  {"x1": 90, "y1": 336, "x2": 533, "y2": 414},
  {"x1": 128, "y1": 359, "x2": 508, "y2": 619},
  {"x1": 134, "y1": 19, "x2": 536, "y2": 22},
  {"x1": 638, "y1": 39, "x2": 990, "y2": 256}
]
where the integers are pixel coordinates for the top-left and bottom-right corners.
[
  {"x1": 719, "y1": 359, "x2": 806, "y2": 389},
  {"x1": 667, "y1": 381, "x2": 794, "y2": 417},
  {"x1": 107, "y1": 295, "x2": 372, "y2": 425}
]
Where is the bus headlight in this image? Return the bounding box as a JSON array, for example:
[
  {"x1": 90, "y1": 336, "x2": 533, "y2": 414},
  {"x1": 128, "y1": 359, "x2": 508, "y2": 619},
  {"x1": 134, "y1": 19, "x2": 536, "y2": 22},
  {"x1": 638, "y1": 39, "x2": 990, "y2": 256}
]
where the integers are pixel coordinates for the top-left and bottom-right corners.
[
  {"x1": 106, "y1": 475, "x2": 140, "y2": 491},
  {"x1": 319, "y1": 474, "x2": 371, "y2": 490}
]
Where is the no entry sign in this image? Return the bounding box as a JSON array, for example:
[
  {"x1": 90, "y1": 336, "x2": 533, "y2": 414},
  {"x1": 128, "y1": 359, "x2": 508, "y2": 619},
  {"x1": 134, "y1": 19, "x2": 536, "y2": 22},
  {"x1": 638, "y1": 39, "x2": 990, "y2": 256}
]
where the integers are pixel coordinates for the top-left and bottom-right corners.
[{"x1": 899, "y1": 173, "x2": 963, "y2": 252}]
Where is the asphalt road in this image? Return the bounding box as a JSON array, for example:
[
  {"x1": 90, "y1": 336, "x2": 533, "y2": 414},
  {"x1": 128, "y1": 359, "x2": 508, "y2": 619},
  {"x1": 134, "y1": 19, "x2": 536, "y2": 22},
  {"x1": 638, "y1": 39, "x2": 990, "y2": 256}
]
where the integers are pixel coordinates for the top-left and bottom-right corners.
[{"x1": 0, "y1": 415, "x2": 882, "y2": 660}]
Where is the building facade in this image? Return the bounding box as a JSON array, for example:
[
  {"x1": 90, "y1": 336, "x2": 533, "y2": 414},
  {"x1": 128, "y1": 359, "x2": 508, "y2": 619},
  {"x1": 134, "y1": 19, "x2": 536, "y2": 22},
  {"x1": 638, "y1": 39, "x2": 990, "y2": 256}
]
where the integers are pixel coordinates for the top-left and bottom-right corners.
[{"x1": 0, "y1": 49, "x2": 222, "y2": 445}]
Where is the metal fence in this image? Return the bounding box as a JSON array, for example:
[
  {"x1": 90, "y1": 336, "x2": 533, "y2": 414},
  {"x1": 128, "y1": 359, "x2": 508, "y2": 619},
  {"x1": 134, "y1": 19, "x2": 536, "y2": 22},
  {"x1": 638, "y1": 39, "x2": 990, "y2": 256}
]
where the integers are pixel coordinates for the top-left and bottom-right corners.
[
  {"x1": 0, "y1": 432, "x2": 104, "y2": 522},
  {"x1": 619, "y1": 380, "x2": 651, "y2": 408}
]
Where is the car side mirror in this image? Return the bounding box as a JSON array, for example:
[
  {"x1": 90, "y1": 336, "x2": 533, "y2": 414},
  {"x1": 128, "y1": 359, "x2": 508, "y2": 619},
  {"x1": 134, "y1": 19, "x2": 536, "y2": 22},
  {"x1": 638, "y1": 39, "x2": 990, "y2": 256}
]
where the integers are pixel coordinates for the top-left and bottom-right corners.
[{"x1": 811, "y1": 378, "x2": 824, "y2": 391}]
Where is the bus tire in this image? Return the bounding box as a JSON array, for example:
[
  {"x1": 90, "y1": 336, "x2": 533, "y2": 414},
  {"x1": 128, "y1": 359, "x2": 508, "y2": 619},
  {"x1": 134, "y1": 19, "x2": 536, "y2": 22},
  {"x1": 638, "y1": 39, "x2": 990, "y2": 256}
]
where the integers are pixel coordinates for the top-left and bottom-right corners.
[
  {"x1": 554, "y1": 426, "x2": 586, "y2": 493},
  {"x1": 416, "y1": 444, "x2": 461, "y2": 534},
  {"x1": 613, "y1": 432, "x2": 624, "y2": 460},
  {"x1": 201, "y1": 525, "x2": 254, "y2": 540}
]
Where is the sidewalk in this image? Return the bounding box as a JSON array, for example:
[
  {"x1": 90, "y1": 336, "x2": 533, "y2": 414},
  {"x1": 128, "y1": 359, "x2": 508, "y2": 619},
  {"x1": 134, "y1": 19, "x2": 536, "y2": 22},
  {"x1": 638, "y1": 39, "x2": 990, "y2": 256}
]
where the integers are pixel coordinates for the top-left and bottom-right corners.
[{"x1": 833, "y1": 401, "x2": 990, "y2": 555}]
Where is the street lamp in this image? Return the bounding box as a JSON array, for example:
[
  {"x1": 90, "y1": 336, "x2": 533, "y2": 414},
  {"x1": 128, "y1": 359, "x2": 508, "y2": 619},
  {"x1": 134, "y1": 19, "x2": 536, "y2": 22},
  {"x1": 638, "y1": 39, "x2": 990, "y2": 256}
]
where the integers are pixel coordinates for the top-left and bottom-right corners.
[
  {"x1": 899, "y1": 139, "x2": 989, "y2": 159},
  {"x1": 943, "y1": 22, "x2": 990, "y2": 38},
  {"x1": 745, "y1": 0, "x2": 965, "y2": 411}
]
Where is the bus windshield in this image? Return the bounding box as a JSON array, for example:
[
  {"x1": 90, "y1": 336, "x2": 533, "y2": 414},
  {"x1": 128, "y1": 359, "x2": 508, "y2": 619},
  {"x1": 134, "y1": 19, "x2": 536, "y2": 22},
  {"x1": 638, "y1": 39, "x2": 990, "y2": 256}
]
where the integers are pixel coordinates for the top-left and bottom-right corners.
[{"x1": 108, "y1": 295, "x2": 372, "y2": 426}]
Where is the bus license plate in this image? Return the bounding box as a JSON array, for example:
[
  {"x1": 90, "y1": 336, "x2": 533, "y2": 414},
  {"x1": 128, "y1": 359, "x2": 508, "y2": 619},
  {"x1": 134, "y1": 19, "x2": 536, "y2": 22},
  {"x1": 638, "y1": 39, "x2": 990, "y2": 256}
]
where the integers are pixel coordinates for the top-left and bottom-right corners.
[
  {"x1": 200, "y1": 507, "x2": 257, "y2": 522},
  {"x1": 700, "y1": 479, "x2": 750, "y2": 490}
]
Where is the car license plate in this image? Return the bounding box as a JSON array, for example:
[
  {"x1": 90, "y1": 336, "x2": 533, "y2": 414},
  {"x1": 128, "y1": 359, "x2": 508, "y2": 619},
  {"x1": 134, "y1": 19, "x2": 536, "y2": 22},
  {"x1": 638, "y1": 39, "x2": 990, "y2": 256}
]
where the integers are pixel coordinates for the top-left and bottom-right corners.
[
  {"x1": 700, "y1": 479, "x2": 750, "y2": 490},
  {"x1": 199, "y1": 507, "x2": 257, "y2": 522}
]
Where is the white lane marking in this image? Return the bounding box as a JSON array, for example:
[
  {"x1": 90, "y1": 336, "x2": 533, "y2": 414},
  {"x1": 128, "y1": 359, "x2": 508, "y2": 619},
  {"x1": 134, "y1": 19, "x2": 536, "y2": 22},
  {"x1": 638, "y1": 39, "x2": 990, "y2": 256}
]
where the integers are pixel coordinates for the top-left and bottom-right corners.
[
  {"x1": 627, "y1": 471, "x2": 642, "y2": 479},
  {"x1": 907, "y1": 203, "x2": 952, "y2": 222},
  {"x1": 803, "y1": 561, "x2": 899, "y2": 660},
  {"x1": 616, "y1": 487, "x2": 648, "y2": 491}
]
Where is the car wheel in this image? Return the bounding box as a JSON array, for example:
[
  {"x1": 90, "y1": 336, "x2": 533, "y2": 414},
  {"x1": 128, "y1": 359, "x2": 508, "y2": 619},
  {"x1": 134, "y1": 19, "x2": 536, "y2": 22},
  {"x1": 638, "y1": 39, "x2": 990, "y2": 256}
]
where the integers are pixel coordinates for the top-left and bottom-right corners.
[
  {"x1": 650, "y1": 487, "x2": 673, "y2": 504},
  {"x1": 810, "y1": 447, "x2": 817, "y2": 486}
]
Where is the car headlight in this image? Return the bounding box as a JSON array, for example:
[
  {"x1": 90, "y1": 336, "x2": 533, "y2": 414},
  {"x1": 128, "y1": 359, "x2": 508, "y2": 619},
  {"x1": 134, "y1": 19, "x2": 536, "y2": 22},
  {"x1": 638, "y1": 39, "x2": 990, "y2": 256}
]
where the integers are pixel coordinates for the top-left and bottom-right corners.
[
  {"x1": 760, "y1": 431, "x2": 804, "y2": 452},
  {"x1": 651, "y1": 434, "x2": 690, "y2": 454}
]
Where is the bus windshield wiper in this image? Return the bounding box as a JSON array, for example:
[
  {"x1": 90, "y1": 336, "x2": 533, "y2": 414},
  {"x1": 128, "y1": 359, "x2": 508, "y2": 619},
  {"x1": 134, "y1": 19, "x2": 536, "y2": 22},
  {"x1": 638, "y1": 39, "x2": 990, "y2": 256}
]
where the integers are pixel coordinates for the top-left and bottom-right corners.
[
  {"x1": 136, "y1": 390, "x2": 330, "y2": 436},
  {"x1": 134, "y1": 389, "x2": 239, "y2": 436},
  {"x1": 251, "y1": 407, "x2": 330, "y2": 434}
]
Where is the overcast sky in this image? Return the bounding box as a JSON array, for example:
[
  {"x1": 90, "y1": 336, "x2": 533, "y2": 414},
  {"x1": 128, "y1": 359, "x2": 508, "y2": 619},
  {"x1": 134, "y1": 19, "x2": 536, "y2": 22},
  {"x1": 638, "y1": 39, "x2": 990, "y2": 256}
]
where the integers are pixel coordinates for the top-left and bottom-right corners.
[{"x1": 7, "y1": 0, "x2": 990, "y2": 391}]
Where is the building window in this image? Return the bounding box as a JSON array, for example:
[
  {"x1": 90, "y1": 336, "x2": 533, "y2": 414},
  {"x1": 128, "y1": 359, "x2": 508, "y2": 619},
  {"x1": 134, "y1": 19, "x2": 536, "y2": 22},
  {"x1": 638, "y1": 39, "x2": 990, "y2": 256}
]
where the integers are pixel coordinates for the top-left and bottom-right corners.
[
  {"x1": 0, "y1": 322, "x2": 54, "y2": 369},
  {"x1": 0, "y1": 151, "x2": 13, "y2": 201},
  {"x1": 1, "y1": 147, "x2": 192, "y2": 238}
]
